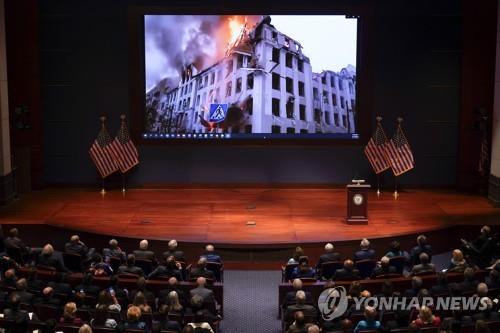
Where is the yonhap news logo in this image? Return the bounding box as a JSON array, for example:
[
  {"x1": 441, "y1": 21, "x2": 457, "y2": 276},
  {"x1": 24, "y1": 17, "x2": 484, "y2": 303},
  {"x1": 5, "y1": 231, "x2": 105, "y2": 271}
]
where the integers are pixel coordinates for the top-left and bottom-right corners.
[{"x1": 318, "y1": 288, "x2": 490, "y2": 321}]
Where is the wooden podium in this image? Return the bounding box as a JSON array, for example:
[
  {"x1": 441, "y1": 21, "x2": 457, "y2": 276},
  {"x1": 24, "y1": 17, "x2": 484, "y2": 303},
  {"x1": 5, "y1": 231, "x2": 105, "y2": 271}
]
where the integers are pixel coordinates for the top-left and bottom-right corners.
[{"x1": 346, "y1": 182, "x2": 370, "y2": 224}]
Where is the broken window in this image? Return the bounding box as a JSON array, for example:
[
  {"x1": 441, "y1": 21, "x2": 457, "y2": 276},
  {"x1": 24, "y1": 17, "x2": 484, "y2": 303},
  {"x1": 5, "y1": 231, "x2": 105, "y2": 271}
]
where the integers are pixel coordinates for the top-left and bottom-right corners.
[
  {"x1": 236, "y1": 77, "x2": 242, "y2": 93},
  {"x1": 286, "y1": 77, "x2": 293, "y2": 93},
  {"x1": 286, "y1": 100, "x2": 294, "y2": 119},
  {"x1": 299, "y1": 104, "x2": 306, "y2": 121},
  {"x1": 332, "y1": 94, "x2": 337, "y2": 106},
  {"x1": 237, "y1": 54, "x2": 244, "y2": 69},
  {"x1": 226, "y1": 81, "x2": 232, "y2": 97},
  {"x1": 298, "y1": 59, "x2": 304, "y2": 72},
  {"x1": 342, "y1": 115, "x2": 347, "y2": 127},
  {"x1": 272, "y1": 48, "x2": 280, "y2": 63},
  {"x1": 272, "y1": 125, "x2": 281, "y2": 134},
  {"x1": 340, "y1": 96, "x2": 345, "y2": 108},
  {"x1": 286, "y1": 53, "x2": 293, "y2": 68},
  {"x1": 272, "y1": 73, "x2": 280, "y2": 90},
  {"x1": 226, "y1": 59, "x2": 234, "y2": 76},
  {"x1": 325, "y1": 112, "x2": 330, "y2": 125},
  {"x1": 272, "y1": 98, "x2": 280, "y2": 117},
  {"x1": 298, "y1": 81, "x2": 304, "y2": 97},
  {"x1": 286, "y1": 127, "x2": 295, "y2": 134},
  {"x1": 247, "y1": 97, "x2": 253, "y2": 115},
  {"x1": 314, "y1": 109, "x2": 321, "y2": 123},
  {"x1": 247, "y1": 73, "x2": 254, "y2": 90}
]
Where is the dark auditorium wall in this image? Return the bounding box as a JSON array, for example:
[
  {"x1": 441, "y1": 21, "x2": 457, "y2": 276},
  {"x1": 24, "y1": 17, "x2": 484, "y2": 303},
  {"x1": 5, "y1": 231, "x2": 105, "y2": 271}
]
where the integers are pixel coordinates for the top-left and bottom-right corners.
[{"x1": 36, "y1": 0, "x2": 474, "y2": 187}]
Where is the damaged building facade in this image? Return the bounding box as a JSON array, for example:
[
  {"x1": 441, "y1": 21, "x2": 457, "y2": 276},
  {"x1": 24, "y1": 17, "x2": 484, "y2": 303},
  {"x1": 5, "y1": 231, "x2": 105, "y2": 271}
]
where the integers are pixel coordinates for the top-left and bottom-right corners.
[{"x1": 145, "y1": 17, "x2": 357, "y2": 135}]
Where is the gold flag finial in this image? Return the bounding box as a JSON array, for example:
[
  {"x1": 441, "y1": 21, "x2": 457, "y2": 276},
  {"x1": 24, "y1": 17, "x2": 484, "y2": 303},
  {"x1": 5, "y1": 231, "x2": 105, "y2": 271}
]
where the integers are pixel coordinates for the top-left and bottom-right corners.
[
  {"x1": 397, "y1": 117, "x2": 403, "y2": 123},
  {"x1": 100, "y1": 116, "x2": 106, "y2": 123},
  {"x1": 120, "y1": 114, "x2": 126, "y2": 121},
  {"x1": 376, "y1": 116, "x2": 382, "y2": 122}
]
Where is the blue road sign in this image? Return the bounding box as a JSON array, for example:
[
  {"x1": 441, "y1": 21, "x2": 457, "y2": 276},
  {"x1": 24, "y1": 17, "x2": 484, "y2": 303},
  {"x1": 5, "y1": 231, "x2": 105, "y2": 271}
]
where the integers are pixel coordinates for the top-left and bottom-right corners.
[{"x1": 209, "y1": 103, "x2": 228, "y2": 123}]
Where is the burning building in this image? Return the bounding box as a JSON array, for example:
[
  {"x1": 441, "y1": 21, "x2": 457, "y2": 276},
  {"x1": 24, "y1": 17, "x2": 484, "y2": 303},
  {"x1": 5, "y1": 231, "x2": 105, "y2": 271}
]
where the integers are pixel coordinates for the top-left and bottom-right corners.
[{"x1": 145, "y1": 15, "x2": 357, "y2": 135}]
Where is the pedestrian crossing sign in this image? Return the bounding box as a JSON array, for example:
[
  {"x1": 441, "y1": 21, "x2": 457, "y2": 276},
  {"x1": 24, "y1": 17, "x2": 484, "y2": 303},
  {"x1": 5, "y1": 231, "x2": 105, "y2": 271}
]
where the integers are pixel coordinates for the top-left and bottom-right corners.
[{"x1": 209, "y1": 103, "x2": 228, "y2": 123}]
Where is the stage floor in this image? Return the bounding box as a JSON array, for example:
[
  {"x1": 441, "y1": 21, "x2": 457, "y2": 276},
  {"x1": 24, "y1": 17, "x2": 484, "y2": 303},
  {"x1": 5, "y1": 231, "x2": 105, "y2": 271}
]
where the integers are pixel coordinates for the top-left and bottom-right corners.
[{"x1": 0, "y1": 188, "x2": 498, "y2": 244}]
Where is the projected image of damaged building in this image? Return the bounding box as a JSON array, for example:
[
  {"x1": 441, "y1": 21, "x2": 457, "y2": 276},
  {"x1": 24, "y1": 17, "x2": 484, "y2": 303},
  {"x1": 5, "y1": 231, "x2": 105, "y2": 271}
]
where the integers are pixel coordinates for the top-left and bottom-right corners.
[{"x1": 145, "y1": 16, "x2": 357, "y2": 136}]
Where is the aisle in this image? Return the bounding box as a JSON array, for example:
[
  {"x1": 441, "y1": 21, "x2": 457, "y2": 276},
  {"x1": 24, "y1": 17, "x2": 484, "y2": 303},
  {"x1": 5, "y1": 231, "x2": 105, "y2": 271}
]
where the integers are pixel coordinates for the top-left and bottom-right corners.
[{"x1": 219, "y1": 270, "x2": 282, "y2": 333}]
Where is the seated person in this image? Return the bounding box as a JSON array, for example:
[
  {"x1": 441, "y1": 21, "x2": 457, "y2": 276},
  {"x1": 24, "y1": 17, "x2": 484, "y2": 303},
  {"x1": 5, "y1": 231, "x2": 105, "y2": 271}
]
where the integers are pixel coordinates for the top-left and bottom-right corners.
[
  {"x1": 59, "y1": 302, "x2": 83, "y2": 325},
  {"x1": 186, "y1": 294, "x2": 217, "y2": 322},
  {"x1": 384, "y1": 309, "x2": 410, "y2": 330},
  {"x1": 288, "y1": 246, "x2": 305, "y2": 265},
  {"x1": 79, "y1": 324, "x2": 92, "y2": 333},
  {"x1": 124, "y1": 305, "x2": 148, "y2": 331},
  {"x1": 74, "y1": 272, "x2": 100, "y2": 297},
  {"x1": 163, "y1": 239, "x2": 186, "y2": 262},
  {"x1": 353, "y1": 238, "x2": 376, "y2": 261},
  {"x1": 384, "y1": 240, "x2": 409, "y2": 260},
  {"x1": 130, "y1": 291, "x2": 152, "y2": 314},
  {"x1": 430, "y1": 271, "x2": 449, "y2": 295},
  {"x1": 404, "y1": 276, "x2": 423, "y2": 297},
  {"x1": 26, "y1": 269, "x2": 44, "y2": 293},
  {"x1": 14, "y1": 278, "x2": 33, "y2": 305},
  {"x1": 37, "y1": 244, "x2": 68, "y2": 272},
  {"x1": 291, "y1": 260, "x2": 315, "y2": 280},
  {"x1": 96, "y1": 289, "x2": 121, "y2": 312},
  {"x1": 448, "y1": 249, "x2": 468, "y2": 273},
  {"x1": 476, "y1": 283, "x2": 489, "y2": 298},
  {"x1": 159, "y1": 277, "x2": 188, "y2": 308},
  {"x1": 90, "y1": 304, "x2": 118, "y2": 328},
  {"x1": 102, "y1": 238, "x2": 126, "y2": 262},
  {"x1": 307, "y1": 325, "x2": 320, "y2": 333},
  {"x1": 411, "y1": 305, "x2": 441, "y2": 327},
  {"x1": 472, "y1": 297, "x2": 500, "y2": 322},
  {"x1": 186, "y1": 310, "x2": 215, "y2": 333},
  {"x1": 3, "y1": 293, "x2": 37, "y2": 332},
  {"x1": 129, "y1": 276, "x2": 155, "y2": 303},
  {"x1": 133, "y1": 239, "x2": 155, "y2": 262},
  {"x1": 475, "y1": 320, "x2": 492, "y2": 333},
  {"x1": 201, "y1": 244, "x2": 222, "y2": 263},
  {"x1": 117, "y1": 254, "x2": 144, "y2": 276},
  {"x1": 33, "y1": 286, "x2": 61, "y2": 307},
  {"x1": 486, "y1": 263, "x2": 500, "y2": 288},
  {"x1": 148, "y1": 255, "x2": 182, "y2": 280},
  {"x1": 459, "y1": 267, "x2": 479, "y2": 292},
  {"x1": 287, "y1": 311, "x2": 310, "y2": 333},
  {"x1": 316, "y1": 243, "x2": 341, "y2": 270},
  {"x1": 461, "y1": 225, "x2": 493, "y2": 268},
  {"x1": 353, "y1": 306, "x2": 381, "y2": 333},
  {"x1": 2, "y1": 269, "x2": 17, "y2": 289},
  {"x1": 190, "y1": 277, "x2": 215, "y2": 304},
  {"x1": 282, "y1": 279, "x2": 313, "y2": 308},
  {"x1": 377, "y1": 279, "x2": 397, "y2": 298},
  {"x1": 4, "y1": 228, "x2": 31, "y2": 259},
  {"x1": 88, "y1": 253, "x2": 113, "y2": 276},
  {"x1": 190, "y1": 257, "x2": 215, "y2": 280},
  {"x1": 333, "y1": 259, "x2": 360, "y2": 280},
  {"x1": 284, "y1": 290, "x2": 317, "y2": 320},
  {"x1": 372, "y1": 256, "x2": 398, "y2": 277},
  {"x1": 410, "y1": 234, "x2": 432, "y2": 265},
  {"x1": 65, "y1": 235, "x2": 94, "y2": 259},
  {"x1": 163, "y1": 290, "x2": 184, "y2": 315},
  {"x1": 47, "y1": 273, "x2": 73, "y2": 299},
  {"x1": 410, "y1": 253, "x2": 436, "y2": 275},
  {"x1": 161, "y1": 312, "x2": 182, "y2": 333}
]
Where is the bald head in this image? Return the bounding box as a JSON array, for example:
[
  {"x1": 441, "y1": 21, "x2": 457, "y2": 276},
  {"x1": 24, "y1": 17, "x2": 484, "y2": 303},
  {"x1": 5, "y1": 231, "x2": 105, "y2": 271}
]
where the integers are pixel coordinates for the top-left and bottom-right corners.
[
  {"x1": 381, "y1": 256, "x2": 390, "y2": 266},
  {"x1": 70, "y1": 235, "x2": 80, "y2": 243},
  {"x1": 168, "y1": 239, "x2": 178, "y2": 250},
  {"x1": 292, "y1": 279, "x2": 303, "y2": 290},
  {"x1": 360, "y1": 238, "x2": 370, "y2": 249},
  {"x1": 325, "y1": 243, "x2": 334, "y2": 252},
  {"x1": 43, "y1": 287, "x2": 54, "y2": 296},
  {"x1": 42, "y1": 244, "x2": 54, "y2": 256},
  {"x1": 295, "y1": 290, "x2": 306, "y2": 303},
  {"x1": 196, "y1": 277, "x2": 207, "y2": 287},
  {"x1": 344, "y1": 259, "x2": 354, "y2": 269},
  {"x1": 139, "y1": 239, "x2": 148, "y2": 250},
  {"x1": 168, "y1": 277, "x2": 178, "y2": 286},
  {"x1": 109, "y1": 239, "x2": 118, "y2": 248},
  {"x1": 307, "y1": 325, "x2": 320, "y2": 333},
  {"x1": 5, "y1": 269, "x2": 15, "y2": 279},
  {"x1": 206, "y1": 244, "x2": 215, "y2": 252},
  {"x1": 198, "y1": 257, "x2": 207, "y2": 267}
]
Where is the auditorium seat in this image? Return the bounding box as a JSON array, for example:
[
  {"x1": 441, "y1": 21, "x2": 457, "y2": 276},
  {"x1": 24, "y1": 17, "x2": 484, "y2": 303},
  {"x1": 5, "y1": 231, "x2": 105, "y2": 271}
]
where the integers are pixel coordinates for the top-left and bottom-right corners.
[
  {"x1": 63, "y1": 252, "x2": 83, "y2": 272},
  {"x1": 206, "y1": 261, "x2": 223, "y2": 282},
  {"x1": 35, "y1": 304, "x2": 61, "y2": 321},
  {"x1": 135, "y1": 258, "x2": 154, "y2": 275},
  {"x1": 356, "y1": 259, "x2": 377, "y2": 279},
  {"x1": 319, "y1": 261, "x2": 344, "y2": 280},
  {"x1": 388, "y1": 256, "x2": 406, "y2": 274},
  {"x1": 56, "y1": 324, "x2": 84, "y2": 333},
  {"x1": 109, "y1": 256, "x2": 122, "y2": 272}
]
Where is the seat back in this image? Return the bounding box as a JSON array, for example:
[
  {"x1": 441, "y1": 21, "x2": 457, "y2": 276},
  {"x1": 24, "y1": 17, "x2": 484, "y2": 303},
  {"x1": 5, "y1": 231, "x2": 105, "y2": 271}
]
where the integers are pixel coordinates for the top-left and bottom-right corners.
[
  {"x1": 56, "y1": 324, "x2": 84, "y2": 333},
  {"x1": 389, "y1": 256, "x2": 406, "y2": 274},
  {"x1": 35, "y1": 304, "x2": 61, "y2": 321},
  {"x1": 356, "y1": 259, "x2": 377, "y2": 279},
  {"x1": 206, "y1": 262, "x2": 223, "y2": 282},
  {"x1": 282, "y1": 263, "x2": 298, "y2": 282},
  {"x1": 135, "y1": 259, "x2": 153, "y2": 276},
  {"x1": 320, "y1": 261, "x2": 344, "y2": 280},
  {"x1": 63, "y1": 252, "x2": 83, "y2": 272},
  {"x1": 109, "y1": 256, "x2": 122, "y2": 272}
]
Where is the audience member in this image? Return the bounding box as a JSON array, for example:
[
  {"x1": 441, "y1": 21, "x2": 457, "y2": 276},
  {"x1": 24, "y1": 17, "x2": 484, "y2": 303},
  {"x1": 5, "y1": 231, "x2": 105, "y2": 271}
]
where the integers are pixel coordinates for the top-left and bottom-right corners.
[
  {"x1": 201, "y1": 244, "x2": 222, "y2": 263},
  {"x1": 430, "y1": 271, "x2": 449, "y2": 295},
  {"x1": 404, "y1": 276, "x2": 423, "y2": 297},
  {"x1": 75, "y1": 273, "x2": 100, "y2": 297},
  {"x1": 130, "y1": 276, "x2": 155, "y2": 303},
  {"x1": 473, "y1": 298, "x2": 500, "y2": 322},
  {"x1": 65, "y1": 235, "x2": 93, "y2": 259},
  {"x1": 91, "y1": 304, "x2": 117, "y2": 328},
  {"x1": 59, "y1": 302, "x2": 83, "y2": 325},
  {"x1": 102, "y1": 238, "x2": 126, "y2": 261},
  {"x1": 372, "y1": 256, "x2": 398, "y2": 277},
  {"x1": 190, "y1": 277, "x2": 215, "y2": 303},
  {"x1": 378, "y1": 279, "x2": 397, "y2": 298},
  {"x1": 333, "y1": 259, "x2": 360, "y2": 280},
  {"x1": 117, "y1": 254, "x2": 145, "y2": 276},
  {"x1": 3, "y1": 293, "x2": 35, "y2": 333},
  {"x1": 78, "y1": 324, "x2": 93, "y2": 333},
  {"x1": 287, "y1": 311, "x2": 309, "y2": 333},
  {"x1": 291, "y1": 260, "x2": 315, "y2": 280},
  {"x1": 284, "y1": 290, "x2": 317, "y2": 320},
  {"x1": 282, "y1": 279, "x2": 313, "y2": 307},
  {"x1": 33, "y1": 286, "x2": 61, "y2": 306},
  {"x1": 307, "y1": 325, "x2": 320, "y2": 333},
  {"x1": 288, "y1": 246, "x2": 305, "y2": 264},
  {"x1": 47, "y1": 273, "x2": 72, "y2": 299},
  {"x1": 88, "y1": 253, "x2": 113, "y2": 276},
  {"x1": 131, "y1": 291, "x2": 152, "y2": 314},
  {"x1": 459, "y1": 267, "x2": 479, "y2": 292},
  {"x1": 410, "y1": 253, "x2": 436, "y2": 275},
  {"x1": 96, "y1": 289, "x2": 121, "y2": 312},
  {"x1": 124, "y1": 305, "x2": 147, "y2": 331},
  {"x1": 353, "y1": 306, "x2": 381, "y2": 333},
  {"x1": 186, "y1": 310, "x2": 214, "y2": 333},
  {"x1": 475, "y1": 320, "x2": 492, "y2": 333},
  {"x1": 412, "y1": 305, "x2": 441, "y2": 327},
  {"x1": 2, "y1": 268, "x2": 17, "y2": 289},
  {"x1": 37, "y1": 243, "x2": 68, "y2": 272},
  {"x1": 133, "y1": 239, "x2": 155, "y2": 261},
  {"x1": 190, "y1": 257, "x2": 215, "y2": 280},
  {"x1": 385, "y1": 240, "x2": 409, "y2": 260},
  {"x1": 410, "y1": 234, "x2": 432, "y2": 265},
  {"x1": 353, "y1": 238, "x2": 376, "y2": 261},
  {"x1": 448, "y1": 249, "x2": 468, "y2": 273},
  {"x1": 26, "y1": 269, "x2": 44, "y2": 293},
  {"x1": 163, "y1": 239, "x2": 185, "y2": 262},
  {"x1": 316, "y1": 243, "x2": 341, "y2": 269},
  {"x1": 164, "y1": 290, "x2": 184, "y2": 314},
  {"x1": 461, "y1": 225, "x2": 493, "y2": 268},
  {"x1": 14, "y1": 278, "x2": 33, "y2": 305},
  {"x1": 159, "y1": 277, "x2": 188, "y2": 308},
  {"x1": 4, "y1": 228, "x2": 30, "y2": 258},
  {"x1": 148, "y1": 255, "x2": 182, "y2": 280}
]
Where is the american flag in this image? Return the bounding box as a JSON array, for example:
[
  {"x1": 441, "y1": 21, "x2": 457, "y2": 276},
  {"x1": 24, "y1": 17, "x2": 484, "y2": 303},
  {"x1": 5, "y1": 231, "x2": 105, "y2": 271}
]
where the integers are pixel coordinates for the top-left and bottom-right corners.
[
  {"x1": 364, "y1": 122, "x2": 390, "y2": 174},
  {"x1": 386, "y1": 123, "x2": 414, "y2": 176},
  {"x1": 89, "y1": 124, "x2": 119, "y2": 178},
  {"x1": 109, "y1": 117, "x2": 139, "y2": 173}
]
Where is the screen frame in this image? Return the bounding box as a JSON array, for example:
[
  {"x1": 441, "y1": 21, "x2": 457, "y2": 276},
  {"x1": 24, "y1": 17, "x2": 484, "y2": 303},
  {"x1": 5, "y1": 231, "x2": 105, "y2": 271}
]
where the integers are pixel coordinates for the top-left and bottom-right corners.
[{"x1": 128, "y1": 2, "x2": 374, "y2": 146}]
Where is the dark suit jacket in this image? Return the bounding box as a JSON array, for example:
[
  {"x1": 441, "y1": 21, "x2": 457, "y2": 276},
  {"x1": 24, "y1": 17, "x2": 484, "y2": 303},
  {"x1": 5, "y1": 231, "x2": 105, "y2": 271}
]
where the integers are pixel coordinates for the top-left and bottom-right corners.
[
  {"x1": 4, "y1": 237, "x2": 28, "y2": 253},
  {"x1": 459, "y1": 279, "x2": 479, "y2": 292},
  {"x1": 410, "y1": 244, "x2": 432, "y2": 264},
  {"x1": 162, "y1": 250, "x2": 186, "y2": 262},
  {"x1": 47, "y1": 281, "x2": 72, "y2": 298},
  {"x1": 190, "y1": 287, "x2": 215, "y2": 303},
  {"x1": 65, "y1": 242, "x2": 89, "y2": 257},
  {"x1": 162, "y1": 320, "x2": 182, "y2": 332},
  {"x1": 103, "y1": 247, "x2": 126, "y2": 261},
  {"x1": 37, "y1": 252, "x2": 68, "y2": 272},
  {"x1": 117, "y1": 264, "x2": 144, "y2": 276},
  {"x1": 75, "y1": 283, "x2": 100, "y2": 297},
  {"x1": 27, "y1": 279, "x2": 45, "y2": 293},
  {"x1": 430, "y1": 284, "x2": 449, "y2": 296},
  {"x1": 472, "y1": 311, "x2": 500, "y2": 322},
  {"x1": 372, "y1": 265, "x2": 397, "y2": 277},
  {"x1": 316, "y1": 252, "x2": 341, "y2": 268},
  {"x1": 33, "y1": 296, "x2": 61, "y2": 307},
  {"x1": 284, "y1": 304, "x2": 317, "y2": 320},
  {"x1": 354, "y1": 249, "x2": 376, "y2": 261},
  {"x1": 410, "y1": 263, "x2": 436, "y2": 275},
  {"x1": 190, "y1": 267, "x2": 215, "y2": 280},
  {"x1": 16, "y1": 291, "x2": 34, "y2": 305},
  {"x1": 282, "y1": 290, "x2": 313, "y2": 307},
  {"x1": 334, "y1": 268, "x2": 360, "y2": 280},
  {"x1": 148, "y1": 265, "x2": 182, "y2": 280},
  {"x1": 133, "y1": 249, "x2": 156, "y2": 261}
]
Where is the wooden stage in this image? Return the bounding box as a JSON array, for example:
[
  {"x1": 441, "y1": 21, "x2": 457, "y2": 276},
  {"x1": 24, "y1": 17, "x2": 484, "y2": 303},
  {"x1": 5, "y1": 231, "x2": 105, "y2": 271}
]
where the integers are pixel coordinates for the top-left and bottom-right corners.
[{"x1": 0, "y1": 188, "x2": 498, "y2": 245}]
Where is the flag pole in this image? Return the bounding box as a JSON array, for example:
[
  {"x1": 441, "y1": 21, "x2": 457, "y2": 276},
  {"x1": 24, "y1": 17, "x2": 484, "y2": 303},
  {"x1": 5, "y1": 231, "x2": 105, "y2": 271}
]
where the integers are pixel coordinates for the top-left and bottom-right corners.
[
  {"x1": 122, "y1": 173, "x2": 126, "y2": 193},
  {"x1": 100, "y1": 116, "x2": 106, "y2": 194},
  {"x1": 376, "y1": 173, "x2": 381, "y2": 196},
  {"x1": 393, "y1": 117, "x2": 403, "y2": 198}
]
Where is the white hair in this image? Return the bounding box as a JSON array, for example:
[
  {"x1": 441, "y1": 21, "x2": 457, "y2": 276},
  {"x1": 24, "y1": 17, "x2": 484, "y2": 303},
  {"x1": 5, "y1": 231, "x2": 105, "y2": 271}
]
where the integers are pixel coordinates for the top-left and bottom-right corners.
[
  {"x1": 325, "y1": 243, "x2": 334, "y2": 251},
  {"x1": 206, "y1": 244, "x2": 215, "y2": 252},
  {"x1": 168, "y1": 239, "x2": 177, "y2": 249},
  {"x1": 360, "y1": 238, "x2": 370, "y2": 249},
  {"x1": 139, "y1": 239, "x2": 148, "y2": 250}
]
